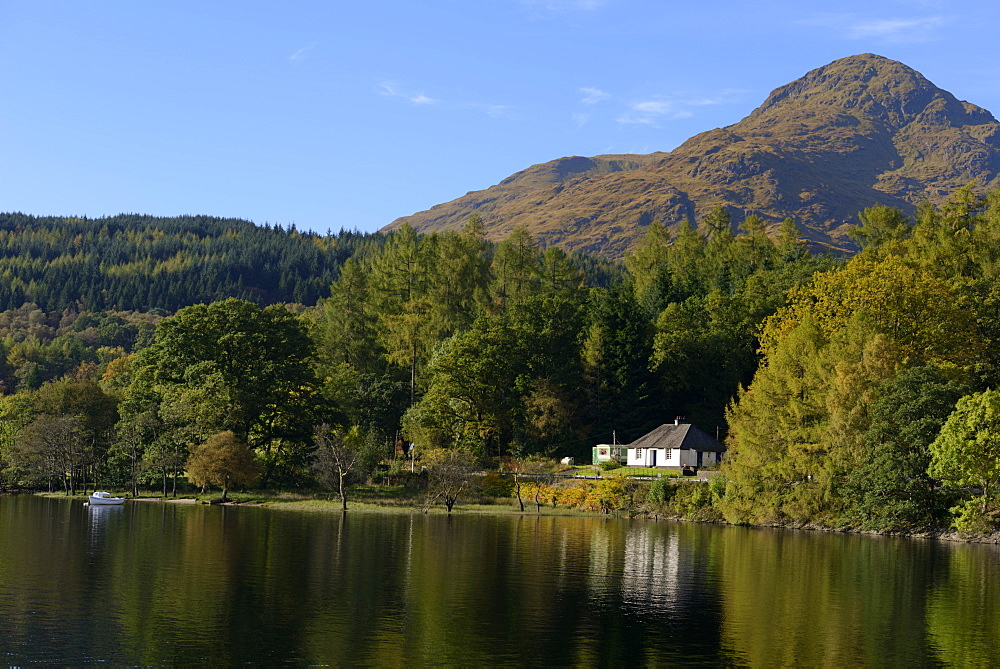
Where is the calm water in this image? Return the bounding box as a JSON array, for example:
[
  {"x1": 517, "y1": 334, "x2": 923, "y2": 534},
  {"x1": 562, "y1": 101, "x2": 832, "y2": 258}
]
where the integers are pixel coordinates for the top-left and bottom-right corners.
[{"x1": 2, "y1": 496, "x2": 999, "y2": 666}]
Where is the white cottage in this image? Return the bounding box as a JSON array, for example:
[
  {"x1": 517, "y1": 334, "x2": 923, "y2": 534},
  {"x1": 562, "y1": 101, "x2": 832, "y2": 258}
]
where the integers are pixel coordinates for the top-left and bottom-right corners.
[{"x1": 625, "y1": 419, "x2": 725, "y2": 469}]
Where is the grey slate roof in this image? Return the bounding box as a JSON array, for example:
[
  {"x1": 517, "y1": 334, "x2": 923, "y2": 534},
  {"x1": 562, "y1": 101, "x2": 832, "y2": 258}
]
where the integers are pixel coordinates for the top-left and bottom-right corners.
[{"x1": 626, "y1": 423, "x2": 726, "y2": 453}]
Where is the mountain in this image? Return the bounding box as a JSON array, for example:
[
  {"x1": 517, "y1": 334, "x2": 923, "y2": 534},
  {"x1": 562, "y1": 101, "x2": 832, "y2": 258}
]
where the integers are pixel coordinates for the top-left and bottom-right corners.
[{"x1": 385, "y1": 54, "x2": 1000, "y2": 257}]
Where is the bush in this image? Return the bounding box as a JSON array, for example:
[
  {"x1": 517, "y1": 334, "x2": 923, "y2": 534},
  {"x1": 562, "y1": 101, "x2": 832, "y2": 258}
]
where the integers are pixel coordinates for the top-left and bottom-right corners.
[
  {"x1": 949, "y1": 499, "x2": 999, "y2": 537},
  {"x1": 646, "y1": 478, "x2": 676, "y2": 516},
  {"x1": 668, "y1": 481, "x2": 722, "y2": 521},
  {"x1": 557, "y1": 484, "x2": 589, "y2": 508},
  {"x1": 587, "y1": 475, "x2": 640, "y2": 515},
  {"x1": 477, "y1": 472, "x2": 515, "y2": 498},
  {"x1": 600, "y1": 459, "x2": 622, "y2": 471}
]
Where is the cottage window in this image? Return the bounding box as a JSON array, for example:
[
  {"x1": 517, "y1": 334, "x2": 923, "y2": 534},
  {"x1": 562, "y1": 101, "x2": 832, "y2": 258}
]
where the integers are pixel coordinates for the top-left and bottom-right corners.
[{"x1": 636, "y1": 448, "x2": 643, "y2": 460}]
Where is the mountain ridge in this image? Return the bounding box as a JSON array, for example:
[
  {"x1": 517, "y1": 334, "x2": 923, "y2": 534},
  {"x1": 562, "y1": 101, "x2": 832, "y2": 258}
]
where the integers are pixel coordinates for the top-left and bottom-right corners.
[{"x1": 385, "y1": 54, "x2": 1000, "y2": 257}]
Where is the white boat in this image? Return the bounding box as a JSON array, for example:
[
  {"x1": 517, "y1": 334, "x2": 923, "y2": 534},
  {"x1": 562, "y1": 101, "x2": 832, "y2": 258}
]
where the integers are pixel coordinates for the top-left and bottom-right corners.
[{"x1": 88, "y1": 491, "x2": 125, "y2": 505}]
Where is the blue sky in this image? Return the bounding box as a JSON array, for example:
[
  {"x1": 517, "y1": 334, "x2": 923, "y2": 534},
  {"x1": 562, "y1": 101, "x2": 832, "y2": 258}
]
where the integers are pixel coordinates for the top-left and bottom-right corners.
[{"x1": 2, "y1": 0, "x2": 998, "y2": 234}]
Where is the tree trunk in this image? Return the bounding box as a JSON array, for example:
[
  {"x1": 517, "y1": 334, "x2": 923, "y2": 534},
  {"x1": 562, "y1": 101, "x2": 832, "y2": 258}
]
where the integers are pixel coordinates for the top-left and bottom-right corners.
[
  {"x1": 131, "y1": 458, "x2": 138, "y2": 497},
  {"x1": 409, "y1": 343, "x2": 417, "y2": 407},
  {"x1": 339, "y1": 470, "x2": 348, "y2": 511},
  {"x1": 171, "y1": 446, "x2": 179, "y2": 497}
]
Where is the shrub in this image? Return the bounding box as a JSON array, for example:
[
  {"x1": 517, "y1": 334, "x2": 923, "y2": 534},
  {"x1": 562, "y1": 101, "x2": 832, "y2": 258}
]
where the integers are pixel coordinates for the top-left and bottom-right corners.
[
  {"x1": 587, "y1": 475, "x2": 639, "y2": 515},
  {"x1": 669, "y1": 481, "x2": 723, "y2": 521},
  {"x1": 646, "y1": 477, "x2": 676, "y2": 517},
  {"x1": 477, "y1": 472, "x2": 515, "y2": 498},
  {"x1": 557, "y1": 484, "x2": 589, "y2": 509},
  {"x1": 600, "y1": 459, "x2": 622, "y2": 471}
]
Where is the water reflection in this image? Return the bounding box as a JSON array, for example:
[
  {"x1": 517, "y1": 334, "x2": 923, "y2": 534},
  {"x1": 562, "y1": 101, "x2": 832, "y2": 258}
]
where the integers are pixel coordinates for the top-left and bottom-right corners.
[
  {"x1": 621, "y1": 525, "x2": 680, "y2": 611},
  {"x1": 3, "y1": 497, "x2": 1000, "y2": 665},
  {"x1": 85, "y1": 502, "x2": 123, "y2": 554},
  {"x1": 926, "y1": 543, "x2": 1000, "y2": 666}
]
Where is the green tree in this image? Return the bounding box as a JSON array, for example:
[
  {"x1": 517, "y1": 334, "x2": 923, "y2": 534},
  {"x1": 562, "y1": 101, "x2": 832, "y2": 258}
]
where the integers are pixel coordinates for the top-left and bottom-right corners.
[
  {"x1": 841, "y1": 364, "x2": 968, "y2": 531},
  {"x1": 489, "y1": 227, "x2": 540, "y2": 311},
  {"x1": 403, "y1": 314, "x2": 526, "y2": 457},
  {"x1": 929, "y1": 389, "x2": 1000, "y2": 533},
  {"x1": 583, "y1": 283, "x2": 657, "y2": 443},
  {"x1": 719, "y1": 317, "x2": 832, "y2": 524},
  {"x1": 625, "y1": 220, "x2": 672, "y2": 315},
  {"x1": 776, "y1": 217, "x2": 808, "y2": 261},
  {"x1": 318, "y1": 258, "x2": 383, "y2": 375},
  {"x1": 111, "y1": 408, "x2": 159, "y2": 497},
  {"x1": 142, "y1": 298, "x2": 323, "y2": 486},
  {"x1": 30, "y1": 378, "x2": 118, "y2": 492},
  {"x1": 849, "y1": 205, "x2": 911, "y2": 252},
  {"x1": 368, "y1": 224, "x2": 439, "y2": 405},
  {"x1": 761, "y1": 255, "x2": 978, "y2": 366}
]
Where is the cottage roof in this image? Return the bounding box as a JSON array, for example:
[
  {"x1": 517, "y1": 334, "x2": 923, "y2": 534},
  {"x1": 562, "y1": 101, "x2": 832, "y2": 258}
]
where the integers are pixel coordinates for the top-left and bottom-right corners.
[{"x1": 626, "y1": 423, "x2": 726, "y2": 453}]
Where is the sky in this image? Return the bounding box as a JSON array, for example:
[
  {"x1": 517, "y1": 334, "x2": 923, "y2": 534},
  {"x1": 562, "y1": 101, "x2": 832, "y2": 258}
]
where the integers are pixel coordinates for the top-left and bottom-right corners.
[{"x1": 2, "y1": 0, "x2": 1000, "y2": 234}]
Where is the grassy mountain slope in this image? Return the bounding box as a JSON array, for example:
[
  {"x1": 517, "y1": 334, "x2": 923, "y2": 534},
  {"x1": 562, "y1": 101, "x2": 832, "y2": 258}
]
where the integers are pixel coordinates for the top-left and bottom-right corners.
[{"x1": 387, "y1": 54, "x2": 1000, "y2": 257}]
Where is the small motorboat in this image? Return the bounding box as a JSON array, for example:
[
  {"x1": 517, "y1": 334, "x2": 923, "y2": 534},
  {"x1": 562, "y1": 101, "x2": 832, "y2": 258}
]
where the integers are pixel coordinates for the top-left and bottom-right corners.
[{"x1": 88, "y1": 491, "x2": 125, "y2": 506}]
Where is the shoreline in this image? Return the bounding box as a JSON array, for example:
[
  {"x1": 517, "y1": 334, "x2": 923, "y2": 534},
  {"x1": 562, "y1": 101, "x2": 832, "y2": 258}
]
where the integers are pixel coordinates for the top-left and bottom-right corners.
[{"x1": 16, "y1": 490, "x2": 1000, "y2": 543}]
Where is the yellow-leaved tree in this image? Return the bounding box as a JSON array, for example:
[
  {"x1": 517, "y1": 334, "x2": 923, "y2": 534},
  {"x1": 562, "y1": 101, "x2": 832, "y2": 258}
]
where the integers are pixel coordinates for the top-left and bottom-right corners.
[{"x1": 720, "y1": 254, "x2": 977, "y2": 526}]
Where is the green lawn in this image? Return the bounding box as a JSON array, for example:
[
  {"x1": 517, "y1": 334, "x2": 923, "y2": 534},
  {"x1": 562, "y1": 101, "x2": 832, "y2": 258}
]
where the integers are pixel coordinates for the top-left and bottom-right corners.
[{"x1": 570, "y1": 466, "x2": 682, "y2": 478}]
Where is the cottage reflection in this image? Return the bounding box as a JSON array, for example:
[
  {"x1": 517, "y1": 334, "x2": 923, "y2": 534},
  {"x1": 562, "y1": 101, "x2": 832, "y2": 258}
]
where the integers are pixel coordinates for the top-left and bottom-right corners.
[{"x1": 621, "y1": 526, "x2": 681, "y2": 611}]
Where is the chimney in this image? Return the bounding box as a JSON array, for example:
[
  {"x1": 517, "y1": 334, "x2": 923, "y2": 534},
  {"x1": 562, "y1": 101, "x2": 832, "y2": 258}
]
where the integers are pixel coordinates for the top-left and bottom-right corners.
[{"x1": 675, "y1": 416, "x2": 686, "y2": 425}]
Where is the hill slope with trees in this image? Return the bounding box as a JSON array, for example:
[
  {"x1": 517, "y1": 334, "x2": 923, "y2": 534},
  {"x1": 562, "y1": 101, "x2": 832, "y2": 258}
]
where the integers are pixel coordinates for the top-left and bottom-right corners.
[{"x1": 0, "y1": 213, "x2": 381, "y2": 312}]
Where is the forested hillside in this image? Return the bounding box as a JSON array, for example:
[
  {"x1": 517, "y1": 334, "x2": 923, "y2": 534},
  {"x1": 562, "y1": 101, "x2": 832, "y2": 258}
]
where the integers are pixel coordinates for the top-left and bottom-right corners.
[
  {"x1": 0, "y1": 207, "x2": 828, "y2": 497},
  {"x1": 0, "y1": 213, "x2": 381, "y2": 312},
  {"x1": 7, "y1": 189, "x2": 1000, "y2": 536}
]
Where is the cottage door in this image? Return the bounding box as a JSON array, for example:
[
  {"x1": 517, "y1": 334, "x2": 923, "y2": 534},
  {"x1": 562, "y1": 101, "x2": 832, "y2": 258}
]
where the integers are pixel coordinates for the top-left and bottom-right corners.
[{"x1": 650, "y1": 451, "x2": 657, "y2": 467}]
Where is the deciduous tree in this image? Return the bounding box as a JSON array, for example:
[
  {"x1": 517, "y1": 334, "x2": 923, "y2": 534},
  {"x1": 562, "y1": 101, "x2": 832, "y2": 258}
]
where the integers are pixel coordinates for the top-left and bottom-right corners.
[
  {"x1": 186, "y1": 431, "x2": 261, "y2": 502},
  {"x1": 311, "y1": 424, "x2": 382, "y2": 510},
  {"x1": 929, "y1": 389, "x2": 1000, "y2": 533}
]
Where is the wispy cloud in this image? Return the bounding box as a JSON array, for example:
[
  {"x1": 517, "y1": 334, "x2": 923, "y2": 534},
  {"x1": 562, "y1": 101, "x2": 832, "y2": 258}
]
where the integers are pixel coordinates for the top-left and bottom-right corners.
[
  {"x1": 847, "y1": 16, "x2": 946, "y2": 40},
  {"x1": 618, "y1": 101, "x2": 692, "y2": 125},
  {"x1": 799, "y1": 13, "x2": 951, "y2": 43},
  {"x1": 520, "y1": 0, "x2": 606, "y2": 11},
  {"x1": 289, "y1": 44, "x2": 316, "y2": 62},
  {"x1": 616, "y1": 90, "x2": 742, "y2": 126},
  {"x1": 481, "y1": 104, "x2": 513, "y2": 118},
  {"x1": 379, "y1": 82, "x2": 513, "y2": 117},
  {"x1": 580, "y1": 87, "x2": 610, "y2": 104},
  {"x1": 378, "y1": 81, "x2": 438, "y2": 105}
]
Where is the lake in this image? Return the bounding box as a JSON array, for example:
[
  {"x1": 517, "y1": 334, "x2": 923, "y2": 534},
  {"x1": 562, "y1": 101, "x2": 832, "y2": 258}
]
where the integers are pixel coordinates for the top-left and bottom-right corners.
[{"x1": 1, "y1": 495, "x2": 999, "y2": 666}]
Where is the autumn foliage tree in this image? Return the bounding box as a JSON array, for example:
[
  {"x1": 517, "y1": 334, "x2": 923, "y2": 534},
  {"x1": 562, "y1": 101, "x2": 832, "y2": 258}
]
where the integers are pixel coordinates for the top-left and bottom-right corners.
[{"x1": 186, "y1": 431, "x2": 261, "y2": 502}]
